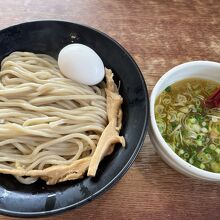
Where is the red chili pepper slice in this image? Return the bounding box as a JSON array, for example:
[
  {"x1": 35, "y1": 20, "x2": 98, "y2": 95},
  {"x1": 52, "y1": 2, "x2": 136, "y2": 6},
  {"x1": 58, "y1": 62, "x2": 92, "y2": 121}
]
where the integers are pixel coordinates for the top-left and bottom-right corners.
[{"x1": 205, "y1": 88, "x2": 220, "y2": 108}]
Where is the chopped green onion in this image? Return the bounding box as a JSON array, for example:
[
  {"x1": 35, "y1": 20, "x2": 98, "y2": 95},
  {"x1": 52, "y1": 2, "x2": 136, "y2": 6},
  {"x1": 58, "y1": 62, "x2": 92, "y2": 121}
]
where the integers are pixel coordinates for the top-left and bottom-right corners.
[
  {"x1": 212, "y1": 116, "x2": 218, "y2": 122},
  {"x1": 215, "y1": 148, "x2": 220, "y2": 154},
  {"x1": 196, "y1": 140, "x2": 202, "y2": 146},
  {"x1": 209, "y1": 144, "x2": 216, "y2": 150},
  {"x1": 189, "y1": 157, "x2": 194, "y2": 164},
  {"x1": 171, "y1": 122, "x2": 177, "y2": 129},
  {"x1": 200, "y1": 163, "x2": 205, "y2": 169},
  {"x1": 189, "y1": 118, "x2": 196, "y2": 123},
  {"x1": 201, "y1": 127, "x2": 208, "y2": 133},
  {"x1": 202, "y1": 122, "x2": 206, "y2": 126},
  {"x1": 178, "y1": 149, "x2": 184, "y2": 155},
  {"x1": 165, "y1": 86, "x2": 171, "y2": 92},
  {"x1": 195, "y1": 114, "x2": 204, "y2": 124},
  {"x1": 184, "y1": 153, "x2": 189, "y2": 158}
]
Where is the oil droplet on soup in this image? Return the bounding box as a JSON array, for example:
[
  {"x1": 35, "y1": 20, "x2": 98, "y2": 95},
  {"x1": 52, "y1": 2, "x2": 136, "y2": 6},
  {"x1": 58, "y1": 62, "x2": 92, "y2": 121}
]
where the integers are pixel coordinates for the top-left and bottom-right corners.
[{"x1": 155, "y1": 78, "x2": 220, "y2": 172}]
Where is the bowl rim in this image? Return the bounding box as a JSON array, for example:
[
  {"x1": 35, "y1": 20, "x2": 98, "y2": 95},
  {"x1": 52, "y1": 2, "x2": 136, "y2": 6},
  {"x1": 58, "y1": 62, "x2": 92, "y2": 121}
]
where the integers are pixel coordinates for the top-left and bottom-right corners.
[
  {"x1": 0, "y1": 20, "x2": 149, "y2": 217},
  {"x1": 150, "y1": 60, "x2": 220, "y2": 180}
]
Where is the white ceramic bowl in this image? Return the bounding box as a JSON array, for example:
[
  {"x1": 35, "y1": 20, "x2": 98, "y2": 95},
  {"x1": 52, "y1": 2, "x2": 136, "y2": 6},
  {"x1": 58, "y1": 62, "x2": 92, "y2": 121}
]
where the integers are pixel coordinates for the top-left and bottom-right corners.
[{"x1": 149, "y1": 61, "x2": 220, "y2": 181}]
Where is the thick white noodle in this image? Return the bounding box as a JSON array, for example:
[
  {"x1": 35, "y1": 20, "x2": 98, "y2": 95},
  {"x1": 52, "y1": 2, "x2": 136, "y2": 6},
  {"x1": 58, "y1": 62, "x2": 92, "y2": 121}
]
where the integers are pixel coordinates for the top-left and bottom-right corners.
[{"x1": 0, "y1": 52, "x2": 107, "y2": 184}]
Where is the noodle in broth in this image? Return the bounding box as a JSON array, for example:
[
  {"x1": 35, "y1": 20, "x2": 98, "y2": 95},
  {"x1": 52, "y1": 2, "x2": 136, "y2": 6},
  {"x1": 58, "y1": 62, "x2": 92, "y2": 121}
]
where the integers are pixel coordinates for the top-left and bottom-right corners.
[{"x1": 155, "y1": 78, "x2": 220, "y2": 173}]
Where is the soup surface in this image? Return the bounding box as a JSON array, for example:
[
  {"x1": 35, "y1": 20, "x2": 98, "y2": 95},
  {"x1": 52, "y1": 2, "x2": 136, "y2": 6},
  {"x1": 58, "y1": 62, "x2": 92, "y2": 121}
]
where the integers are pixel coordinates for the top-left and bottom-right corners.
[{"x1": 155, "y1": 78, "x2": 220, "y2": 172}]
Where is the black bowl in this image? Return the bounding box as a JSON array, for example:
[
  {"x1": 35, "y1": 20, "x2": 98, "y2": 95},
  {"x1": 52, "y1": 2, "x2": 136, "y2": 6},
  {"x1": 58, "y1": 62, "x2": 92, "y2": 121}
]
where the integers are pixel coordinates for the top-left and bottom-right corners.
[{"x1": 0, "y1": 21, "x2": 149, "y2": 217}]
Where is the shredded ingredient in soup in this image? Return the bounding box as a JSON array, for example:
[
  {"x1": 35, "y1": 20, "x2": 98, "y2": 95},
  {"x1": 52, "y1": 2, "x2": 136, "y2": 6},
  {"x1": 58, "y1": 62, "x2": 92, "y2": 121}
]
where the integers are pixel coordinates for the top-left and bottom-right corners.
[{"x1": 155, "y1": 78, "x2": 220, "y2": 172}]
